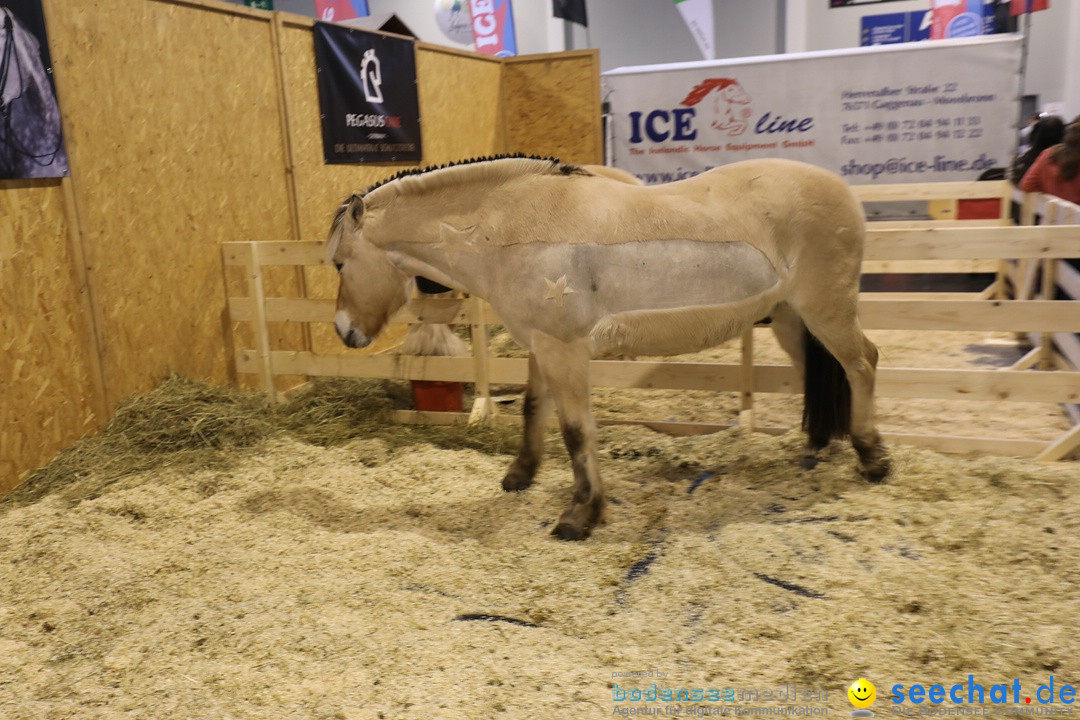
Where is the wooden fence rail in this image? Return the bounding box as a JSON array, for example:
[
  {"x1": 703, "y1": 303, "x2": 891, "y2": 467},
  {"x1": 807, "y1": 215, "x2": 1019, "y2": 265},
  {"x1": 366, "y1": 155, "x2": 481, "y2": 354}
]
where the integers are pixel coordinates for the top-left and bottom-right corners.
[{"x1": 222, "y1": 183, "x2": 1080, "y2": 462}]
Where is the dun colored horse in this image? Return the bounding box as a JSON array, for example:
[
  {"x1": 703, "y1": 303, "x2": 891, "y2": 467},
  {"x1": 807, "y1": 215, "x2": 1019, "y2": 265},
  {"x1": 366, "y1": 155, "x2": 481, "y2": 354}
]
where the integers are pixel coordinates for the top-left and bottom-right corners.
[{"x1": 328, "y1": 156, "x2": 890, "y2": 540}]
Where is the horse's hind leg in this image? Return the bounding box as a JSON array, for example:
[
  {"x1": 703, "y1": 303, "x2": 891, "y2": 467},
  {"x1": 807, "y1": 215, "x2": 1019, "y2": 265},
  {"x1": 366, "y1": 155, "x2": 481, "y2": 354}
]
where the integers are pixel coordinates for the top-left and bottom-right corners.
[
  {"x1": 502, "y1": 352, "x2": 553, "y2": 492},
  {"x1": 530, "y1": 332, "x2": 603, "y2": 541},
  {"x1": 769, "y1": 304, "x2": 831, "y2": 470},
  {"x1": 844, "y1": 334, "x2": 890, "y2": 482},
  {"x1": 801, "y1": 312, "x2": 890, "y2": 482}
]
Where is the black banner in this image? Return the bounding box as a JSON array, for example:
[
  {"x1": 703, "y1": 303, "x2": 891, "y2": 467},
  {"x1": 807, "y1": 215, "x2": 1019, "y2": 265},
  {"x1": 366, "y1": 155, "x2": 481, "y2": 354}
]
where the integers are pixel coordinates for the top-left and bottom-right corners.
[
  {"x1": 313, "y1": 22, "x2": 422, "y2": 164},
  {"x1": 553, "y1": 0, "x2": 587, "y2": 27}
]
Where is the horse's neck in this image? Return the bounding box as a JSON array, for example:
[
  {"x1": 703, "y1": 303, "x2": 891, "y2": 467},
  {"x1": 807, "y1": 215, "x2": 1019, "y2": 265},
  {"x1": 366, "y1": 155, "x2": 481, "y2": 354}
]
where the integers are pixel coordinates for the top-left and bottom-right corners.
[
  {"x1": 375, "y1": 173, "x2": 547, "y2": 244},
  {"x1": 371, "y1": 175, "x2": 546, "y2": 291}
]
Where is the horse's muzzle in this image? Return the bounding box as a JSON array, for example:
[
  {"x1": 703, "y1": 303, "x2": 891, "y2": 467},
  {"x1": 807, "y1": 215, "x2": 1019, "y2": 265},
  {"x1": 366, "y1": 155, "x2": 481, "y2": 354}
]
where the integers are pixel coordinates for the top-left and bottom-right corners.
[
  {"x1": 338, "y1": 327, "x2": 373, "y2": 349},
  {"x1": 334, "y1": 311, "x2": 373, "y2": 349}
]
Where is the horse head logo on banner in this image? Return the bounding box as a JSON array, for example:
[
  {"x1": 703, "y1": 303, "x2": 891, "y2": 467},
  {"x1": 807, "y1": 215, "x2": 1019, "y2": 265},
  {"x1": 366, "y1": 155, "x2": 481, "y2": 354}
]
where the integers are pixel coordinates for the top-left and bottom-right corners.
[
  {"x1": 360, "y1": 48, "x2": 383, "y2": 104},
  {"x1": 680, "y1": 78, "x2": 753, "y2": 136}
]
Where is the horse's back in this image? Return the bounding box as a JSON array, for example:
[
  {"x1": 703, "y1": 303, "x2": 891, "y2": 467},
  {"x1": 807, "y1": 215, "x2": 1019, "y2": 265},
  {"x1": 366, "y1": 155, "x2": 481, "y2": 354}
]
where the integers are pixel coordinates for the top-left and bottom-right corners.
[
  {"x1": 678, "y1": 159, "x2": 865, "y2": 253},
  {"x1": 687, "y1": 158, "x2": 856, "y2": 204}
]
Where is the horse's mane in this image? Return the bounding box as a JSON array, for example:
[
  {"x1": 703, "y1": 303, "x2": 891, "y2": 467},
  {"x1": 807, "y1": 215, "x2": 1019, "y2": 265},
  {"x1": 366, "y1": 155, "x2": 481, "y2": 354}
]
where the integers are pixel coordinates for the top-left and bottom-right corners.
[
  {"x1": 361, "y1": 154, "x2": 588, "y2": 207},
  {"x1": 327, "y1": 154, "x2": 589, "y2": 260}
]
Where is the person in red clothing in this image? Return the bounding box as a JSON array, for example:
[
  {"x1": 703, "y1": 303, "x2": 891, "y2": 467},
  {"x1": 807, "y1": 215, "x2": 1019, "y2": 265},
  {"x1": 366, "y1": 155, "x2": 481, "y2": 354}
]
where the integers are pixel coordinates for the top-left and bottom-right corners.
[
  {"x1": 1009, "y1": 114, "x2": 1064, "y2": 186},
  {"x1": 1019, "y1": 115, "x2": 1080, "y2": 205}
]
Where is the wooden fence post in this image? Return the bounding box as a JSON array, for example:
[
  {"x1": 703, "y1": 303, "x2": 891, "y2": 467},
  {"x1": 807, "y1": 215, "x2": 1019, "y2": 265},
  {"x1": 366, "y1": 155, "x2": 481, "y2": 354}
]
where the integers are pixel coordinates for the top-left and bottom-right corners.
[
  {"x1": 245, "y1": 242, "x2": 277, "y2": 401},
  {"x1": 739, "y1": 328, "x2": 755, "y2": 431},
  {"x1": 468, "y1": 295, "x2": 494, "y2": 423}
]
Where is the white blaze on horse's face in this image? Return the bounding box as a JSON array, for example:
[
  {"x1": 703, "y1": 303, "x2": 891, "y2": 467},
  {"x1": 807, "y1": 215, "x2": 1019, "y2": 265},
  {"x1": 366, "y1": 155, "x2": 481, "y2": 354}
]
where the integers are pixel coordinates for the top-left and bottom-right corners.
[{"x1": 329, "y1": 194, "x2": 408, "y2": 349}]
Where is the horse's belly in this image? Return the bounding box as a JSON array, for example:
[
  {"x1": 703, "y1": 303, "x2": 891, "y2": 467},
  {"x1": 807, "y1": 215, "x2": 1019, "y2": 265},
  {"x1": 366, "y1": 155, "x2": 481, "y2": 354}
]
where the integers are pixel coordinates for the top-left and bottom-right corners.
[
  {"x1": 585, "y1": 240, "x2": 779, "y2": 312},
  {"x1": 588, "y1": 289, "x2": 781, "y2": 357},
  {"x1": 487, "y1": 240, "x2": 782, "y2": 354}
]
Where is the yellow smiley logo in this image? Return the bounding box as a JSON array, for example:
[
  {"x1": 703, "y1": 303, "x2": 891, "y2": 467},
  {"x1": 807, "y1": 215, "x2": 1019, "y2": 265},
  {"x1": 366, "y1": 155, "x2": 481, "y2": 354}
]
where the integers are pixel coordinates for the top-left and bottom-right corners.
[{"x1": 848, "y1": 678, "x2": 877, "y2": 709}]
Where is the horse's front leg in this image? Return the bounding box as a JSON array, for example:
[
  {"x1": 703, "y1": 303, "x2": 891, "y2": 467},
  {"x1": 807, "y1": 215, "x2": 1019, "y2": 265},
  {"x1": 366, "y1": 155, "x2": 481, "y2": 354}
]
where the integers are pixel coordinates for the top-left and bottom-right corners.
[
  {"x1": 502, "y1": 352, "x2": 552, "y2": 492},
  {"x1": 530, "y1": 332, "x2": 603, "y2": 541}
]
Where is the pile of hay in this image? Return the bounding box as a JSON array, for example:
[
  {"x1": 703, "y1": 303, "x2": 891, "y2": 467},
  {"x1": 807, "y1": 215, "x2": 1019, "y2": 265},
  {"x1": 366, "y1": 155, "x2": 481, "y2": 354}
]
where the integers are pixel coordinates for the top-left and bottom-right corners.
[
  {"x1": 7, "y1": 374, "x2": 518, "y2": 509},
  {"x1": 0, "y1": 373, "x2": 1077, "y2": 719}
]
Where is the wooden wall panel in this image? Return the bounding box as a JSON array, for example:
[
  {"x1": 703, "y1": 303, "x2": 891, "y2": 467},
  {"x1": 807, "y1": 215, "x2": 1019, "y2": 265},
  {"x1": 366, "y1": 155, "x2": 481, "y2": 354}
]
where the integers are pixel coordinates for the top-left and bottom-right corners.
[
  {"x1": 0, "y1": 182, "x2": 98, "y2": 494},
  {"x1": 278, "y1": 17, "x2": 395, "y2": 357},
  {"x1": 413, "y1": 44, "x2": 504, "y2": 164},
  {"x1": 44, "y1": 0, "x2": 294, "y2": 406},
  {"x1": 277, "y1": 22, "x2": 506, "y2": 246},
  {"x1": 501, "y1": 51, "x2": 603, "y2": 165},
  {"x1": 277, "y1": 20, "x2": 505, "y2": 354},
  {"x1": 1, "y1": 0, "x2": 603, "y2": 494}
]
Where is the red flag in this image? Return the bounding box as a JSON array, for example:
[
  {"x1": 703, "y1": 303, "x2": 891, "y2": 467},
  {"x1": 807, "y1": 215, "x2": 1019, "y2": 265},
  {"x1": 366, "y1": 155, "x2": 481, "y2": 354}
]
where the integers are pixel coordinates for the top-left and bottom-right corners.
[
  {"x1": 313, "y1": 0, "x2": 369, "y2": 23},
  {"x1": 1010, "y1": 0, "x2": 1049, "y2": 16}
]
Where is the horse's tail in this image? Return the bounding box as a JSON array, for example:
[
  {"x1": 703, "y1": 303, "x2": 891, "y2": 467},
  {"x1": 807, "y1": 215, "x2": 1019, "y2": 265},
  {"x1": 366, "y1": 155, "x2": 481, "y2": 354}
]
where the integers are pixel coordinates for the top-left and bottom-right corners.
[{"x1": 801, "y1": 328, "x2": 851, "y2": 447}]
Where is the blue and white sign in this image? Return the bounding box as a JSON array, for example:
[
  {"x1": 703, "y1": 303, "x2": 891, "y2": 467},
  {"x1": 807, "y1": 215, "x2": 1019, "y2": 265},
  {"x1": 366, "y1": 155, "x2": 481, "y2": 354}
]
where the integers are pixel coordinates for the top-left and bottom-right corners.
[
  {"x1": 603, "y1": 35, "x2": 1021, "y2": 185},
  {"x1": 860, "y1": 11, "x2": 932, "y2": 45}
]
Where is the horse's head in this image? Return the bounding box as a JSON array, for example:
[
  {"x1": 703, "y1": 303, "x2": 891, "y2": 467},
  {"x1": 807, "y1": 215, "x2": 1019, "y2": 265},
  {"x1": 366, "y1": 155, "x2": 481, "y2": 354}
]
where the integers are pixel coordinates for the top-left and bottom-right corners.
[
  {"x1": 328, "y1": 193, "x2": 409, "y2": 349},
  {"x1": 719, "y1": 80, "x2": 751, "y2": 105}
]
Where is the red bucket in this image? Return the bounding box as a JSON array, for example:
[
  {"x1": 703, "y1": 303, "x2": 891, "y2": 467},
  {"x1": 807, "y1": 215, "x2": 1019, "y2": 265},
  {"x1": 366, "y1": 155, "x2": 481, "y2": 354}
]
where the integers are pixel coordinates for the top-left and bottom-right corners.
[{"x1": 411, "y1": 380, "x2": 464, "y2": 412}]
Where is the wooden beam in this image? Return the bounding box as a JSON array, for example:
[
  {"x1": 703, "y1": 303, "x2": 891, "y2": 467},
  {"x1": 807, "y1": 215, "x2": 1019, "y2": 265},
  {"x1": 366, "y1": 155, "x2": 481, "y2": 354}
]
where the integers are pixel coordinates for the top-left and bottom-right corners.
[
  {"x1": 858, "y1": 299, "x2": 1080, "y2": 332},
  {"x1": 221, "y1": 240, "x2": 326, "y2": 266},
  {"x1": 854, "y1": 180, "x2": 1010, "y2": 202},
  {"x1": 862, "y1": 259, "x2": 998, "y2": 274},
  {"x1": 388, "y1": 410, "x2": 1053, "y2": 459},
  {"x1": 234, "y1": 349, "x2": 1080, "y2": 406},
  {"x1": 1035, "y1": 423, "x2": 1080, "y2": 461},
  {"x1": 865, "y1": 226, "x2": 1080, "y2": 261},
  {"x1": 868, "y1": 219, "x2": 1012, "y2": 229}
]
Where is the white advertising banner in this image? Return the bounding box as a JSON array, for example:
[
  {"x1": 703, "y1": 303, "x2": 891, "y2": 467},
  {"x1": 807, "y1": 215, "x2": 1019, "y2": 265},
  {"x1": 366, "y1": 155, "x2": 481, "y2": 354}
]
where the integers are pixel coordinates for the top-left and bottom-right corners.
[{"x1": 603, "y1": 35, "x2": 1022, "y2": 185}]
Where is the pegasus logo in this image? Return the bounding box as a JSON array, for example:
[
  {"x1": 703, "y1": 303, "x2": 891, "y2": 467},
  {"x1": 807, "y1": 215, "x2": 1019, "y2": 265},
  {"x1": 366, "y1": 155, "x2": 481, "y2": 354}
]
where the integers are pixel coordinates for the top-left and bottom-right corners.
[{"x1": 361, "y1": 48, "x2": 383, "y2": 103}]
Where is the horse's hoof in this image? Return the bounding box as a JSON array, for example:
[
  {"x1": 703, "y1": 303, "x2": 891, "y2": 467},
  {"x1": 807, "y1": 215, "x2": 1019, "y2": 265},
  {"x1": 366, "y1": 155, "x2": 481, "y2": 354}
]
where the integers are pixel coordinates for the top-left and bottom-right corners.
[
  {"x1": 551, "y1": 522, "x2": 590, "y2": 541},
  {"x1": 861, "y1": 457, "x2": 891, "y2": 484},
  {"x1": 501, "y1": 472, "x2": 534, "y2": 492},
  {"x1": 800, "y1": 454, "x2": 819, "y2": 470}
]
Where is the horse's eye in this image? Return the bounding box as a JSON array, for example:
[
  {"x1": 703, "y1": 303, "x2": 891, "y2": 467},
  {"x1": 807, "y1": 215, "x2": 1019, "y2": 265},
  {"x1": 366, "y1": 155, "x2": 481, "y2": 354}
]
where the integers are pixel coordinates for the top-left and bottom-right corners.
[{"x1": 334, "y1": 261, "x2": 344, "y2": 272}]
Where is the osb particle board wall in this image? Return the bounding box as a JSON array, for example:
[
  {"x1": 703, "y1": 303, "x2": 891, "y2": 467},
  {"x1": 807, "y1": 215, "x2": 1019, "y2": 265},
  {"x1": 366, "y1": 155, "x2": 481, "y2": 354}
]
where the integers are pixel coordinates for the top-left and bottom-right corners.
[
  {"x1": 0, "y1": 182, "x2": 100, "y2": 496},
  {"x1": 45, "y1": 0, "x2": 297, "y2": 407},
  {"x1": 275, "y1": 16, "x2": 507, "y2": 354},
  {"x1": 0, "y1": 0, "x2": 601, "y2": 495},
  {"x1": 502, "y1": 51, "x2": 603, "y2": 165}
]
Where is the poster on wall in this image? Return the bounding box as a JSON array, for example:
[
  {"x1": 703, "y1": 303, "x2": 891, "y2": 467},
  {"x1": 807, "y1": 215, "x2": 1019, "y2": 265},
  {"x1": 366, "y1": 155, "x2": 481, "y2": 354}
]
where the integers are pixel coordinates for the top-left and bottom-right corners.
[
  {"x1": 604, "y1": 35, "x2": 1021, "y2": 185},
  {"x1": 0, "y1": 0, "x2": 70, "y2": 179},
  {"x1": 313, "y1": 22, "x2": 422, "y2": 165}
]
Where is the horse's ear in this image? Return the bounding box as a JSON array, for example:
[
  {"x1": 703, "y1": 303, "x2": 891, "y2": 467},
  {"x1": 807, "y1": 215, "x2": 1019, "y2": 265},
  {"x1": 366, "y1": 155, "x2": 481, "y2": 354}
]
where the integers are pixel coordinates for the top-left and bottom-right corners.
[{"x1": 346, "y1": 194, "x2": 364, "y2": 226}]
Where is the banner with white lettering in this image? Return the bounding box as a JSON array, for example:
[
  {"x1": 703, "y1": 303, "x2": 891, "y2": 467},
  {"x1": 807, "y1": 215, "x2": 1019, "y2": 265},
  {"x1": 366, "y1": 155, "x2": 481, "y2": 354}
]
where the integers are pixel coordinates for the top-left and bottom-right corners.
[
  {"x1": 469, "y1": 0, "x2": 517, "y2": 57},
  {"x1": 313, "y1": 22, "x2": 422, "y2": 164},
  {"x1": 603, "y1": 35, "x2": 1021, "y2": 185}
]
